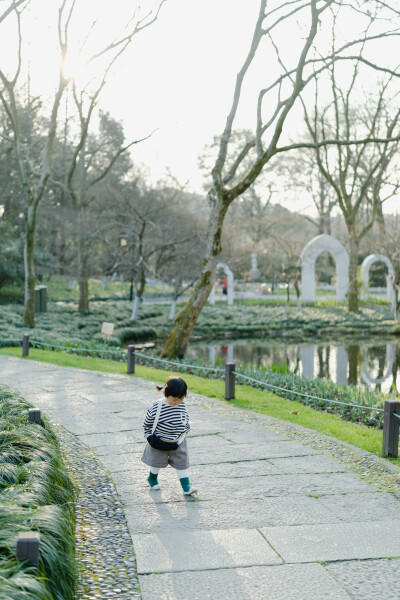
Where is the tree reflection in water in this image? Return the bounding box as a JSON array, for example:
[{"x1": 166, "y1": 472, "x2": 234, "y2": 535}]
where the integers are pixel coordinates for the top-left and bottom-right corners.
[
  {"x1": 185, "y1": 338, "x2": 400, "y2": 394},
  {"x1": 347, "y1": 345, "x2": 359, "y2": 386}
]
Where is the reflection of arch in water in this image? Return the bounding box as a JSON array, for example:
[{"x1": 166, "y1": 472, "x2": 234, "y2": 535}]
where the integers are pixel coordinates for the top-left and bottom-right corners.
[
  {"x1": 361, "y1": 344, "x2": 395, "y2": 386},
  {"x1": 336, "y1": 346, "x2": 348, "y2": 385},
  {"x1": 301, "y1": 345, "x2": 315, "y2": 378},
  {"x1": 360, "y1": 254, "x2": 394, "y2": 305},
  {"x1": 208, "y1": 263, "x2": 234, "y2": 306},
  {"x1": 299, "y1": 234, "x2": 349, "y2": 302},
  {"x1": 301, "y1": 345, "x2": 348, "y2": 385}
]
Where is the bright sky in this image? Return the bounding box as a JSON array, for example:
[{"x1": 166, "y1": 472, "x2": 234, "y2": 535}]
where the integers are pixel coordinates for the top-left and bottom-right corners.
[
  {"x1": 0, "y1": 0, "x2": 399, "y2": 214},
  {"x1": 101, "y1": 0, "x2": 262, "y2": 191}
]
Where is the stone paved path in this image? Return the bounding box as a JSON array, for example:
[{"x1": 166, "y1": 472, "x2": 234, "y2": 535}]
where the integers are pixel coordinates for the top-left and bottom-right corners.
[{"x1": 1, "y1": 355, "x2": 400, "y2": 599}]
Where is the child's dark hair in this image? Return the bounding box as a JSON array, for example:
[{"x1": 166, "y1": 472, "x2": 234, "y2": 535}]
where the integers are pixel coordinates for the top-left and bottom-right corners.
[{"x1": 156, "y1": 376, "x2": 187, "y2": 398}]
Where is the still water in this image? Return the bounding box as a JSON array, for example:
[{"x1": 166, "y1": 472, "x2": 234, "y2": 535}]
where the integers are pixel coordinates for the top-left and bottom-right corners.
[{"x1": 185, "y1": 338, "x2": 400, "y2": 394}]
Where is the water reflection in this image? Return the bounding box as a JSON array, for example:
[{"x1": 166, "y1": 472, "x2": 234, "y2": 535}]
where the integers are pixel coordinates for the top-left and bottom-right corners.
[{"x1": 186, "y1": 338, "x2": 400, "y2": 393}]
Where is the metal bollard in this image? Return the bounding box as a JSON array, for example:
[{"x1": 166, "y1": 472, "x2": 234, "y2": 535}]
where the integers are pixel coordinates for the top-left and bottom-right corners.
[
  {"x1": 28, "y1": 408, "x2": 41, "y2": 425},
  {"x1": 17, "y1": 532, "x2": 40, "y2": 566},
  {"x1": 22, "y1": 335, "x2": 29, "y2": 357},
  {"x1": 127, "y1": 345, "x2": 135, "y2": 374},
  {"x1": 382, "y1": 399, "x2": 400, "y2": 458},
  {"x1": 225, "y1": 362, "x2": 236, "y2": 400}
]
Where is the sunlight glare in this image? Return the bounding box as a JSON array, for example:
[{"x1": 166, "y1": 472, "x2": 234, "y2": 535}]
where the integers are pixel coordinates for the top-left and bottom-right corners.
[{"x1": 62, "y1": 51, "x2": 87, "y2": 82}]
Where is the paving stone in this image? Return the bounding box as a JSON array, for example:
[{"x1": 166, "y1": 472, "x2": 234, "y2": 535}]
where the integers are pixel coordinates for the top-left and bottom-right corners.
[
  {"x1": 117, "y1": 471, "x2": 376, "y2": 505},
  {"x1": 139, "y1": 563, "x2": 351, "y2": 600},
  {"x1": 318, "y1": 492, "x2": 400, "y2": 522},
  {"x1": 123, "y1": 495, "x2": 339, "y2": 534},
  {"x1": 261, "y1": 521, "x2": 400, "y2": 562},
  {"x1": 219, "y1": 427, "x2": 287, "y2": 443},
  {"x1": 78, "y1": 431, "x2": 145, "y2": 449},
  {"x1": 179, "y1": 420, "x2": 233, "y2": 435},
  {"x1": 325, "y1": 558, "x2": 400, "y2": 599},
  {"x1": 269, "y1": 454, "x2": 350, "y2": 474},
  {"x1": 190, "y1": 441, "x2": 317, "y2": 464},
  {"x1": 91, "y1": 442, "x2": 144, "y2": 458},
  {"x1": 169, "y1": 458, "x2": 281, "y2": 479},
  {"x1": 68, "y1": 419, "x2": 136, "y2": 436},
  {"x1": 132, "y1": 528, "x2": 282, "y2": 573},
  {"x1": 86, "y1": 392, "x2": 150, "y2": 405},
  {"x1": 179, "y1": 434, "x2": 233, "y2": 450}
]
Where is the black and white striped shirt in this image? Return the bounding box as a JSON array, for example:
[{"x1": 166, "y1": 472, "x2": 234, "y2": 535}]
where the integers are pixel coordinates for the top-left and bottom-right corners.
[{"x1": 143, "y1": 400, "x2": 190, "y2": 441}]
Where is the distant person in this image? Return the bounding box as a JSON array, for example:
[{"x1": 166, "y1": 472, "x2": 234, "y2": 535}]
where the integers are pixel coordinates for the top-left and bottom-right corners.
[
  {"x1": 222, "y1": 276, "x2": 228, "y2": 295},
  {"x1": 141, "y1": 376, "x2": 197, "y2": 496}
]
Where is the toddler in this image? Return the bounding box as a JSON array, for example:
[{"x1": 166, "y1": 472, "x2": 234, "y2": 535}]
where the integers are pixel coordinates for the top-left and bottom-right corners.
[{"x1": 141, "y1": 376, "x2": 197, "y2": 496}]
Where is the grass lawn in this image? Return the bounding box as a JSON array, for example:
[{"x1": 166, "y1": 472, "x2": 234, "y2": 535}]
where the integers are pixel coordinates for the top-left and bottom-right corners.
[{"x1": 1, "y1": 346, "x2": 398, "y2": 469}]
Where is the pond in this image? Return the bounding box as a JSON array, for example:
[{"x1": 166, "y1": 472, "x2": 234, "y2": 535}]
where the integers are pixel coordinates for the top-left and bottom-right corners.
[{"x1": 184, "y1": 337, "x2": 400, "y2": 394}]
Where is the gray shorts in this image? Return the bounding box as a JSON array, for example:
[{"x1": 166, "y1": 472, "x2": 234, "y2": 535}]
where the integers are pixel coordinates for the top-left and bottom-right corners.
[{"x1": 141, "y1": 437, "x2": 190, "y2": 469}]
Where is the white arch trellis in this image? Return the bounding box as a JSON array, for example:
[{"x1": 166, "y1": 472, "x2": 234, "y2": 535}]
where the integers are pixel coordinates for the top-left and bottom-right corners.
[
  {"x1": 208, "y1": 263, "x2": 234, "y2": 306},
  {"x1": 299, "y1": 234, "x2": 349, "y2": 302},
  {"x1": 360, "y1": 254, "x2": 395, "y2": 307},
  {"x1": 361, "y1": 344, "x2": 395, "y2": 386}
]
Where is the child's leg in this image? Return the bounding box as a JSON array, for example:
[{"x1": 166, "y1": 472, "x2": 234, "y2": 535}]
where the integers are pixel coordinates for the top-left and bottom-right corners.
[
  {"x1": 147, "y1": 466, "x2": 160, "y2": 489},
  {"x1": 176, "y1": 468, "x2": 197, "y2": 495}
]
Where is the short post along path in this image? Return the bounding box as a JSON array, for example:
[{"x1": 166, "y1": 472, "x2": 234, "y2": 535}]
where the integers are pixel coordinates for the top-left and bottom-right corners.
[{"x1": 1, "y1": 355, "x2": 400, "y2": 599}]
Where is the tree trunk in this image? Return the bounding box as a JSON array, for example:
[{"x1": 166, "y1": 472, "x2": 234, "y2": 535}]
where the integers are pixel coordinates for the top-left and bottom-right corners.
[
  {"x1": 76, "y1": 207, "x2": 90, "y2": 311},
  {"x1": 79, "y1": 276, "x2": 89, "y2": 311},
  {"x1": 168, "y1": 300, "x2": 177, "y2": 321},
  {"x1": 130, "y1": 296, "x2": 140, "y2": 321},
  {"x1": 78, "y1": 247, "x2": 90, "y2": 311},
  {"x1": 78, "y1": 245, "x2": 89, "y2": 311},
  {"x1": 347, "y1": 229, "x2": 359, "y2": 313},
  {"x1": 23, "y1": 205, "x2": 37, "y2": 326},
  {"x1": 169, "y1": 276, "x2": 183, "y2": 321},
  {"x1": 161, "y1": 194, "x2": 228, "y2": 358},
  {"x1": 130, "y1": 262, "x2": 146, "y2": 321}
]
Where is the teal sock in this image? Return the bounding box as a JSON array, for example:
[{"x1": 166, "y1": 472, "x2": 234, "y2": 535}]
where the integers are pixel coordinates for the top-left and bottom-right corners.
[
  {"x1": 148, "y1": 472, "x2": 158, "y2": 487},
  {"x1": 179, "y1": 477, "x2": 190, "y2": 492}
]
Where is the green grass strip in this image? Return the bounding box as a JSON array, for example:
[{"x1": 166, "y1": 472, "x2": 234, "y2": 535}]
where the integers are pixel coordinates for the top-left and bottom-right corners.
[{"x1": 1, "y1": 346, "x2": 399, "y2": 468}]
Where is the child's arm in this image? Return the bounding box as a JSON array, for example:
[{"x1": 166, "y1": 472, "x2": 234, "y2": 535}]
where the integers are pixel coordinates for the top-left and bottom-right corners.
[
  {"x1": 143, "y1": 404, "x2": 156, "y2": 439},
  {"x1": 184, "y1": 408, "x2": 190, "y2": 435}
]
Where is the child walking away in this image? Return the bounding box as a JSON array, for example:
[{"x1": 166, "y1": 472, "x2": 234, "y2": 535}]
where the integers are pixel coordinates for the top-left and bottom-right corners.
[{"x1": 141, "y1": 376, "x2": 197, "y2": 496}]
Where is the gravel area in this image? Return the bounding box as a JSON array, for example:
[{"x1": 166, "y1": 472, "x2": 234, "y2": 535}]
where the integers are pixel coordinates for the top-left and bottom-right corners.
[{"x1": 53, "y1": 423, "x2": 141, "y2": 600}]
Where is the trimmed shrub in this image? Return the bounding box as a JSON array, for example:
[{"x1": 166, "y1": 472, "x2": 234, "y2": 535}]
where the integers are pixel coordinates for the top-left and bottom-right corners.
[{"x1": 118, "y1": 327, "x2": 157, "y2": 344}]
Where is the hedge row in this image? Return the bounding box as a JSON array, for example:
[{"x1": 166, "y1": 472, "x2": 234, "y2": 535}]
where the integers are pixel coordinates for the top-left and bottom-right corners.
[{"x1": 0, "y1": 385, "x2": 77, "y2": 600}]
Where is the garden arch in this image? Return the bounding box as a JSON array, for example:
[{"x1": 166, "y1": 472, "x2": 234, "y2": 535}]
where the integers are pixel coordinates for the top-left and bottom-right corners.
[
  {"x1": 299, "y1": 234, "x2": 349, "y2": 302},
  {"x1": 360, "y1": 254, "x2": 394, "y2": 304},
  {"x1": 208, "y1": 263, "x2": 234, "y2": 306},
  {"x1": 361, "y1": 344, "x2": 395, "y2": 386}
]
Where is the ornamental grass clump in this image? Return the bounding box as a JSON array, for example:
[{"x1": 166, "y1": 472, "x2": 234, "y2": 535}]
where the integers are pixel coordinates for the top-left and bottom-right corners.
[{"x1": 0, "y1": 385, "x2": 77, "y2": 600}]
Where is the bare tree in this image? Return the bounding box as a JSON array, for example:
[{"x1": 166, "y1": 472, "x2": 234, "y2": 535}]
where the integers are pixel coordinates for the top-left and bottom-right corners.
[
  {"x1": 0, "y1": 0, "x2": 28, "y2": 24},
  {"x1": 162, "y1": 0, "x2": 400, "y2": 357},
  {"x1": 0, "y1": 0, "x2": 166, "y2": 323},
  {"x1": 277, "y1": 150, "x2": 337, "y2": 234},
  {"x1": 304, "y1": 60, "x2": 400, "y2": 312},
  {"x1": 0, "y1": 1, "x2": 72, "y2": 325},
  {"x1": 61, "y1": 3, "x2": 164, "y2": 310}
]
